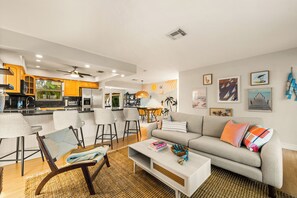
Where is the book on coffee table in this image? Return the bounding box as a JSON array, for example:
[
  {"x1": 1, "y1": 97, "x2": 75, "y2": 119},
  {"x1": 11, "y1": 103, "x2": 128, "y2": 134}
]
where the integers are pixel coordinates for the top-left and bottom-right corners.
[{"x1": 148, "y1": 140, "x2": 168, "y2": 152}]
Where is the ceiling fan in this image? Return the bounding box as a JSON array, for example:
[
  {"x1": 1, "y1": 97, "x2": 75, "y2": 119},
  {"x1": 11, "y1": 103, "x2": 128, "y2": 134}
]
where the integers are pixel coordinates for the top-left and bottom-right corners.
[{"x1": 57, "y1": 66, "x2": 92, "y2": 78}]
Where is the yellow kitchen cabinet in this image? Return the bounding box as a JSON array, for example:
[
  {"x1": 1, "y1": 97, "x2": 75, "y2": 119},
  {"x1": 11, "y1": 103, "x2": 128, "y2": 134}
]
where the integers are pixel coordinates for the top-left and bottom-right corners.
[
  {"x1": 88, "y1": 82, "x2": 99, "y2": 89},
  {"x1": 64, "y1": 80, "x2": 80, "y2": 96},
  {"x1": 24, "y1": 75, "x2": 35, "y2": 95},
  {"x1": 3, "y1": 64, "x2": 25, "y2": 93},
  {"x1": 79, "y1": 81, "x2": 89, "y2": 88}
]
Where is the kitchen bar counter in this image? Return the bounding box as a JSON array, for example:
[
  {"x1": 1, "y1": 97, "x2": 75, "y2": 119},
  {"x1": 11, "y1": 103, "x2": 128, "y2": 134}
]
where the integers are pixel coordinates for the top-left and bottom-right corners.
[
  {"x1": 0, "y1": 107, "x2": 129, "y2": 166},
  {"x1": 3, "y1": 107, "x2": 124, "y2": 116}
]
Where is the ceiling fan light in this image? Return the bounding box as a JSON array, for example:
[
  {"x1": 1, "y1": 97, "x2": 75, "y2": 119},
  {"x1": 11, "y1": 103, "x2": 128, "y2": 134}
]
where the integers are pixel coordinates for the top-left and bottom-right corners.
[
  {"x1": 135, "y1": 91, "x2": 149, "y2": 98},
  {"x1": 70, "y1": 73, "x2": 79, "y2": 78}
]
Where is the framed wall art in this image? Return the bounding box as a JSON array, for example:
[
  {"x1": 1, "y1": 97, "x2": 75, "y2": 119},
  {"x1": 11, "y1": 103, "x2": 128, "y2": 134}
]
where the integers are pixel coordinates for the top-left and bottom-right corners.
[
  {"x1": 218, "y1": 76, "x2": 240, "y2": 103},
  {"x1": 248, "y1": 88, "x2": 272, "y2": 112},
  {"x1": 209, "y1": 108, "x2": 233, "y2": 117},
  {"x1": 192, "y1": 87, "x2": 207, "y2": 109},
  {"x1": 203, "y1": 74, "x2": 213, "y2": 85},
  {"x1": 250, "y1": 70, "x2": 269, "y2": 86}
]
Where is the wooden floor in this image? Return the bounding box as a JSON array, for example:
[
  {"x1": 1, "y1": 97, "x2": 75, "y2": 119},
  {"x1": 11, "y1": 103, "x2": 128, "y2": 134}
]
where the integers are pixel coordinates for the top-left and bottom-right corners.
[{"x1": 1, "y1": 129, "x2": 297, "y2": 198}]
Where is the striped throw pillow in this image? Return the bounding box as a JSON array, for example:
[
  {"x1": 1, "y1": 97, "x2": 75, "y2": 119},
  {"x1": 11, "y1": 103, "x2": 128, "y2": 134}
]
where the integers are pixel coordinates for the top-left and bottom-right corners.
[
  {"x1": 162, "y1": 120, "x2": 187, "y2": 133},
  {"x1": 243, "y1": 125, "x2": 273, "y2": 152}
]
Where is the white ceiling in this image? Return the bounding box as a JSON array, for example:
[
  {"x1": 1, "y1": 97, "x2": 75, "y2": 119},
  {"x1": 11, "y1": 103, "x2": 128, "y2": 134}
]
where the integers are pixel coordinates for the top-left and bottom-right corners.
[{"x1": 1, "y1": 0, "x2": 297, "y2": 83}]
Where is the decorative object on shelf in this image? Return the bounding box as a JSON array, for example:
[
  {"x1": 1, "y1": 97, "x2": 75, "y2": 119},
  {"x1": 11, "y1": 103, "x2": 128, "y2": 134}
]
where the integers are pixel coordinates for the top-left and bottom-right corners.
[
  {"x1": 135, "y1": 80, "x2": 149, "y2": 98},
  {"x1": 248, "y1": 88, "x2": 272, "y2": 112},
  {"x1": 192, "y1": 87, "x2": 207, "y2": 109},
  {"x1": 209, "y1": 108, "x2": 233, "y2": 117},
  {"x1": 250, "y1": 70, "x2": 269, "y2": 86},
  {"x1": 203, "y1": 74, "x2": 213, "y2": 85},
  {"x1": 218, "y1": 76, "x2": 240, "y2": 103},
  {"x1": 285, "y1": 67, "x2": 297, "y2": 101},
  {"x1": 123, "y1": 92, "x2": 140, "y2": 107},
  {"x1": 171, "y1": 144, "x2": 189, "y2": 162}
]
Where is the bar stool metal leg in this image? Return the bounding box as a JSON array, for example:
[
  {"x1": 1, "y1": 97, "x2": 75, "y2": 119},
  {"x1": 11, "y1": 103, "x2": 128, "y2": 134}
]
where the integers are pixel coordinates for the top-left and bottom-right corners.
[
  {"x1": 101, "y1": 125, "x2": 105, "y2": 144},
  {"x1": 135, "y1": 121, "x2": 139, "y2": 141},
  {"x1": 114, "y1": 123, "x2": 119, "y2": 143},
  {"x1": 138, "y1": 120, "x2": 142, "y2": 138},
  {"x1": 109, "y1": 124, "x2": 113, "y2": 149},
  {"x1": 127, "y1": 121, "x2": 130, "y2": 139},
  {"x1": 123, "y1": 121, "x2": 127, "y2": 141},
  {"x1": 80, "y1": 127, "x2": 85, "y2": 148},
  {"x1": 16, "y1": 137, "x2": 20, "y2": 163},
  {"x1": 21, "y1": 136, "x2": 25, "y2": 176},
  {"x1": 94, "y1": 125, "x2": 100, "y2": 145}
]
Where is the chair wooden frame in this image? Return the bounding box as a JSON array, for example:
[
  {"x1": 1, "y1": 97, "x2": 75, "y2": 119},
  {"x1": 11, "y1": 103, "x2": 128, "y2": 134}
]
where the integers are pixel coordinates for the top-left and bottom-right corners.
[{"x1": 35, "y1": 126, "x2": 110, "y2": 195}]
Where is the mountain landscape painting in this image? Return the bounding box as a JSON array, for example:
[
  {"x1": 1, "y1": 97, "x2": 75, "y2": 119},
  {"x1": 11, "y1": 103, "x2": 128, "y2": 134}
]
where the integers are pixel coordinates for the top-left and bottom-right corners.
[
  {"x1": 218, "y1": 76, "x2": 240, "y2": 103},
  {"x1": 248, "y1": 88, "x2": 272, "y2": 111}
]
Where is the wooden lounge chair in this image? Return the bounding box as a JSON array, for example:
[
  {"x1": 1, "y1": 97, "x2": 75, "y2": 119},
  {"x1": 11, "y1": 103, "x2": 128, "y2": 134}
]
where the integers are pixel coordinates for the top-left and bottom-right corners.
[{"x1": 35, "y1": 126, "x2": 110, "y2": 195}]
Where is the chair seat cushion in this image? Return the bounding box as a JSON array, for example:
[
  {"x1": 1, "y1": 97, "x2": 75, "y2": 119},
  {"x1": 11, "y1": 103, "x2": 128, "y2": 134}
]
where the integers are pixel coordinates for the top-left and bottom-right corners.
[
  {"x1": 189, "y1": 136, "x2": 261, "y2": 167},
  {"x1": 152, "y1": 129, "x2": 201, "y2": 146}
]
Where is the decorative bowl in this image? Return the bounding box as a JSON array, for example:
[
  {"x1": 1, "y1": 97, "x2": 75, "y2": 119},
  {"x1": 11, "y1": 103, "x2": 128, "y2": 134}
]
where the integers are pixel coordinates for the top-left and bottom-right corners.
[{"x1": 171, "y1": 144, "x2": 189, "y2": 161}]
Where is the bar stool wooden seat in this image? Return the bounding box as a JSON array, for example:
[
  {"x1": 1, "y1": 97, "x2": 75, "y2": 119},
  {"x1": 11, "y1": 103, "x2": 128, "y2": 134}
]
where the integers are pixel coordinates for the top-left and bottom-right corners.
[
  {"x1": 53, "y1": 110, "x2": 86, "y2": 147},
  {"x1": 123, "y1": 108, "x2": 141, "y2": 141},
  {"x1": 94, "y1": 108, "x2": 119, "y2": 149},
  {"x1": 0, "y1": 113, "x2": 44, "y2": 176}
]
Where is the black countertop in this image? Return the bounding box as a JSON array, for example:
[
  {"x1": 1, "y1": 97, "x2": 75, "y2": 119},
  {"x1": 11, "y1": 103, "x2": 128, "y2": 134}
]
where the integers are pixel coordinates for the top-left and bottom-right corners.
[{"x1": 3, "y1": 107, "x2": 124, "y2": 116}]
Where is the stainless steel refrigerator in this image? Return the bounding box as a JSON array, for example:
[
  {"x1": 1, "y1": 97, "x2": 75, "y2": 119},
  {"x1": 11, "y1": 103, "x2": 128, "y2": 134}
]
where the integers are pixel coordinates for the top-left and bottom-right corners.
[{"x1": 81, "y1": 88, "x2": 103, "y2": 109}]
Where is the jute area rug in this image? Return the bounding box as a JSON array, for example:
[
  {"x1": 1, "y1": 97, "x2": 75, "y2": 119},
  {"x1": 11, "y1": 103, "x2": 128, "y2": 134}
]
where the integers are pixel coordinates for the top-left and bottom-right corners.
[{"x1": 25, "y1": 147, "x2": 294, "y2": 198}]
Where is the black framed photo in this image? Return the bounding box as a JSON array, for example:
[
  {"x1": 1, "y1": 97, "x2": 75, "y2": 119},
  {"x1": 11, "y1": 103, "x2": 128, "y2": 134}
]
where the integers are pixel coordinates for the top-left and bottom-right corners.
[
  {"x1": 203, "y1": 74, "x2": 212, "y2": 85},
  {"x1": 250, "y1": 70, "x2": 269, "y2": 86}
]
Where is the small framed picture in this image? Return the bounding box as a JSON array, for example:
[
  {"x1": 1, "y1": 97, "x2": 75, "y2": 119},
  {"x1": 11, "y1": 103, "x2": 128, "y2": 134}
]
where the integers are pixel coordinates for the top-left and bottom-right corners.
[
  {"x1": 209, "y1": 108, "x2": 233, "y2": 117},
  {"x1": 250, "y1": 70, "x2": 269, "y2": 86},
  {"x1": 248, "y1": 88, "x2": 272, "y2": 112},
  {"x1": 203, "y1": 74, "x2": 213, "y2": 85},
  {"x1": 192, "y1": 88, "x2": 207, "y2": 109}
]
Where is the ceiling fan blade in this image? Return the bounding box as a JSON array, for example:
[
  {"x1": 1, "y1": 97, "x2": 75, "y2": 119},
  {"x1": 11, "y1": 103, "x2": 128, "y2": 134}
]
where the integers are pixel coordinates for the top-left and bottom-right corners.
[
  {"x1": 57, "y1": 70, "x2": 70, "y2": 73},
  {"x1": 79, "y1": 74, "x2": 84, "y2": 78},
  {"x1": 78, "y1": 72, "x2": 92, "y2": 76}
]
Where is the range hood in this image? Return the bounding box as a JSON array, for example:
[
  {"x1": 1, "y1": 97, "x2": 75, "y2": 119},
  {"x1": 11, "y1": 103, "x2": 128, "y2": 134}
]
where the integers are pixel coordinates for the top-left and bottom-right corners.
[
  {"x1": 0, "y1": 84, "x2": 14, "y2": 90},
  {"x1": 0, "y1": 68, "x2": 14, "y2": 75}
]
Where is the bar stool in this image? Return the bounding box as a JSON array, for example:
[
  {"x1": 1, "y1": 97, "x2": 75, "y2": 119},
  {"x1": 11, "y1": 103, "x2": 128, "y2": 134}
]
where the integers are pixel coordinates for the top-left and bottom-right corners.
[
  {"x1": 123, "y1": 108, "x2": 141, "y2": 141},
  {"x1": 53, "y1": 110, "x2": 86, "y2": 147},
  {"x1": 0, "y1": 113, "x2": 44, "y2": 176},
  {"x1": 94, "y1": 108, "x2": 119, "y2": 149}
]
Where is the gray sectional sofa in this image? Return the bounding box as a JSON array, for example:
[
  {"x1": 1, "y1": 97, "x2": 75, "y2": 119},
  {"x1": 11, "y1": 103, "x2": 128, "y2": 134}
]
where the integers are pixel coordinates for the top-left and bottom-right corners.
[{"x1": 147, "y1": 112, "x2": 283, "y2": 197}]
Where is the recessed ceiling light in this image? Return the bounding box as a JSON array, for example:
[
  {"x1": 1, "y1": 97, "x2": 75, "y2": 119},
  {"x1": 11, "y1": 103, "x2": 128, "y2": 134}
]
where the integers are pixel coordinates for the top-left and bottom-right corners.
[
  {"x1": 121, "y1": 74, "x2": 125, "y2": 77},
  {"x1": 35, "y1": 54, "x2": 43, "y2": 58},
  {"x1": 36, "y1": 65, "x2": 40, "y2": 68},
  {"x1": 85, "y1": 64, "x2": 90, "y2": 68},
  {"x1": 36, "y1": 59, "x2": 41, "y2": 62},
  {"x1": 112, "y1": 69, "x2": 117, "y2": 73}
]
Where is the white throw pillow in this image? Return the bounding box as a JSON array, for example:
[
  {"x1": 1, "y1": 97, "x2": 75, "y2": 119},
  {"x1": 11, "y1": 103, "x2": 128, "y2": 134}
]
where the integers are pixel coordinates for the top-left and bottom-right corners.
[{"x1": 162, "y1": 120, "x2": 187, "y2": 133}]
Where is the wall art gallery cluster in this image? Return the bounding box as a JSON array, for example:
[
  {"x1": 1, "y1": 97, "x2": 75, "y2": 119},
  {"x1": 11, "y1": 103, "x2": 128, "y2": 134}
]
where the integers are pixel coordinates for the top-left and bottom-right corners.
[{"x1": 192, "y1": 70, "x2": 272, "y2": 116}]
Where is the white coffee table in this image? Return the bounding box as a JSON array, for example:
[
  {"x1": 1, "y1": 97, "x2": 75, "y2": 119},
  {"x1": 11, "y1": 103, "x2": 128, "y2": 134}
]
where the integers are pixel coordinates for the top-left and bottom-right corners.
[{"x1": 128, "y1": 139, "x2": 211, "y2": 198}]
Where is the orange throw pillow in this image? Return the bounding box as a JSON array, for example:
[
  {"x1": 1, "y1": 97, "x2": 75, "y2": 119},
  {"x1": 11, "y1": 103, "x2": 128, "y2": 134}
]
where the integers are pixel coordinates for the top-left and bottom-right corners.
[{"x1": 220, "y1": 120, "x2": 250, "y2": 147}]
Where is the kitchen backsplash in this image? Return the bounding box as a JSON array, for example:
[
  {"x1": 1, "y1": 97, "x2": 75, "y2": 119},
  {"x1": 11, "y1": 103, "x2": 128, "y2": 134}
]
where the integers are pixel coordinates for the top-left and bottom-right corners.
[{"x1": 5, "y1": 95, "x2": 81, "y2": 109}]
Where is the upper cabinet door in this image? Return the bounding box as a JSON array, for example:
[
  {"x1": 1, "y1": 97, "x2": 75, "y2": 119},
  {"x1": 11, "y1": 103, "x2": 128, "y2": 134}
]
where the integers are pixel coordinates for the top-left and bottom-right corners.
[
  {"x1": 64, "y1": 80, "x2": 80, "y2": 96},
  {"x1": 3, "y1": 64, "x2": 25, "y2": 93}
]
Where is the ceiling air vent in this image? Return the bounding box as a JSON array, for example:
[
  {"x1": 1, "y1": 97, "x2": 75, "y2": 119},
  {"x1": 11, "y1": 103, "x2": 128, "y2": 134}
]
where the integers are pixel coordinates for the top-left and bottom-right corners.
[
  {"x1": 167, "y1": 28, "x2": 187, "y2": 40},
  {"x1": 97, "y1": 70, "x2": 104, "y2": 73}
]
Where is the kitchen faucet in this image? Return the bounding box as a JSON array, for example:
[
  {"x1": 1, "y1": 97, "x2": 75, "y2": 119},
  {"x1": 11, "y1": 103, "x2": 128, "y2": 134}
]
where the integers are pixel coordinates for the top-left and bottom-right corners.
[{"x1": 25, "y1": 96, "x2": 35, "y2": 108}]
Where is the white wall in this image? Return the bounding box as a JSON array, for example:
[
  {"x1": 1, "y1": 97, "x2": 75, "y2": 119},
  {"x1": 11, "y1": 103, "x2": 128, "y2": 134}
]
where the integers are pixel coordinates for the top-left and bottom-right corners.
[{"x1": 179, "y1": 48, "x2": 297, "y2": 150}]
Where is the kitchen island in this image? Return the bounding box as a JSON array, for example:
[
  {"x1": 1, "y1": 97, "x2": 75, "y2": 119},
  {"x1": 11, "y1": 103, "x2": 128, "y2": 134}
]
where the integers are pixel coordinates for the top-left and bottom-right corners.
[{"x1": 0, "y1": 108, "x2": 129, "y2": 166}]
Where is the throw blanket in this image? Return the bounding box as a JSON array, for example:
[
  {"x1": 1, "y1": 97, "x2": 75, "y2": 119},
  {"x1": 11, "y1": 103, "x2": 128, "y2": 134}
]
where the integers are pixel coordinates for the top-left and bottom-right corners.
[{"x1": 66, "y1": 146, "x2": 108, "y2": 164}]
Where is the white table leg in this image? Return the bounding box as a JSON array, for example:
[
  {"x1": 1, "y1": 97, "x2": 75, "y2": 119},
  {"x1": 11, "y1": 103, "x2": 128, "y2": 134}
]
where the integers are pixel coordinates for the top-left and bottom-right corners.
[
  {"x1": 133, "y1": 162, "x2": 136, "y2": 173},
  {"x1": 175, "y1": 189, "x2": 181, "y2": 198}
]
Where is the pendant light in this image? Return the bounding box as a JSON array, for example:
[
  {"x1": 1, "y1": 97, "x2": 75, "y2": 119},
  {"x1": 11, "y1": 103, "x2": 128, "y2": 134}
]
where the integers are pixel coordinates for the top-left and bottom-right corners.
[{"x1": 135, "y1": 80, "x2": 149, "y2": 98}]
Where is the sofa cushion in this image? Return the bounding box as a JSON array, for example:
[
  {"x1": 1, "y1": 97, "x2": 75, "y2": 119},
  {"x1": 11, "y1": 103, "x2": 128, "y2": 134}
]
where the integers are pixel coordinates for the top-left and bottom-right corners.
[
  {"x1": 220, "y1": 120, "x2": 249, "y2": 147},
  {"x1": 162, "y1": 120, "x2": 187, "y2": 133},
  {"x1": 169, "y1": 112, "x2": 203, "y2": 134},
  {"x1": 203, "y1": 116, "x2": 263, "y2": 138},
  {"x1": 152, "y1": 129, "x2": 201, "y2": 146},
  {"x1": 189, "y1": 136, "x2": 261, "y2": 167}
]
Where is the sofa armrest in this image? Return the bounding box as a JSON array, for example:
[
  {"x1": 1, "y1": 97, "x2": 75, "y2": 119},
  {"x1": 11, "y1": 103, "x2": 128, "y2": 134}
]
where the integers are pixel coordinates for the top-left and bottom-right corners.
[
  {"x1": 144, "y1": 122, "x2": 158, "y2": 138},
  {"x1": 260, "y1": 131, "x2": 283, "y2": 188}
]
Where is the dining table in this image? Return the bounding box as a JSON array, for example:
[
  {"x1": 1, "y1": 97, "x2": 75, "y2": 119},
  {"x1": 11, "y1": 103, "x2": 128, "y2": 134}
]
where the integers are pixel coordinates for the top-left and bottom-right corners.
[{"x1": 137, "y1": 107, "x2": 162, "y2": 123}]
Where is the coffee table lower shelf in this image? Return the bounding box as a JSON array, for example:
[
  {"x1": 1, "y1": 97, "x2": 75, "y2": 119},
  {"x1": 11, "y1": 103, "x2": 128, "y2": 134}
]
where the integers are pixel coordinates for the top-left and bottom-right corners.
[{"x1": 128, "y1": 145, "x2": 211, "y2": 198}]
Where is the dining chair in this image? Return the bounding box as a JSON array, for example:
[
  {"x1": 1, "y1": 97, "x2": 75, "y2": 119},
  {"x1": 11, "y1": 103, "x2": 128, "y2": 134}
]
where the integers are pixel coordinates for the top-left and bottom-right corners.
[
  {"x1": 35, "y1": 126, "x2": 110, "y2": 195},
  {"x1": 0, "y1": 113, "x2": 44, "y2": 176}
]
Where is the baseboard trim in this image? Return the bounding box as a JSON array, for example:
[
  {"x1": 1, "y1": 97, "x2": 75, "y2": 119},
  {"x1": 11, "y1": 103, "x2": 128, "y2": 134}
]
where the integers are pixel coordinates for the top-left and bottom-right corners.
[{"x1": 282, "y1": 143, "x2": 297, "y2": 151}]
